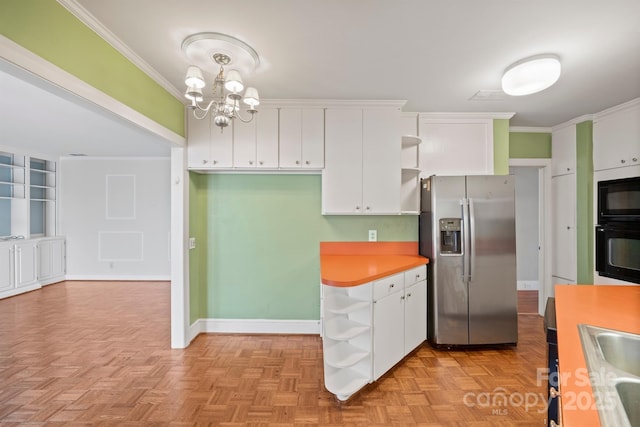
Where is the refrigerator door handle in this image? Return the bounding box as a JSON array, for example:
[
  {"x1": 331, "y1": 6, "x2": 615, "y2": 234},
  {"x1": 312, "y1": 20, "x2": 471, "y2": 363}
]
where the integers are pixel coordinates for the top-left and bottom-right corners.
[
  {"x1": 468, "y1": 197, "x2": 476, "y2": 282},
  {"x1": 461, "y1": 198, "x2": 470, "y2": 282}
]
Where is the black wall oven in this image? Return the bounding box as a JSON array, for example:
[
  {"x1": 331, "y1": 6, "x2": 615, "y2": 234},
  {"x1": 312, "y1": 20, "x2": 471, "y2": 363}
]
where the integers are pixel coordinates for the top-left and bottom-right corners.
[{"x1": 596, "y1": 176, "x2": 640, "y2": 284}]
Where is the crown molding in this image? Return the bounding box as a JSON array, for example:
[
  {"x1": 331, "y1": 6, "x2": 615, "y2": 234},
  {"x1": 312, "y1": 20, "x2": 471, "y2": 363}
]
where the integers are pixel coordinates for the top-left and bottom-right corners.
[
  {"x1": 551, "y1": 114, "x2": 595, "y2": 132},
  {"x1": 419, "y1": 112, "x2": 515, "y2": 120},
  {"x1": 57, "y1": 0, "x2": 183, "y2": 100},
  {"x1": 593, "y1": 97, "x2": 640, "y2": 120}
]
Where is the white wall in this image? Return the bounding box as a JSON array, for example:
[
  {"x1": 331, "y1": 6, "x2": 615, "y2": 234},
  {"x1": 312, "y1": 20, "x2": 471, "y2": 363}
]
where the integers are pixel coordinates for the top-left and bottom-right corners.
[
  {"x1": 511, "y1": 166, "x2": 539, "y2": 285},
  {"x1": 59, "y1": 157, "x2": 171, "y2": 280}
]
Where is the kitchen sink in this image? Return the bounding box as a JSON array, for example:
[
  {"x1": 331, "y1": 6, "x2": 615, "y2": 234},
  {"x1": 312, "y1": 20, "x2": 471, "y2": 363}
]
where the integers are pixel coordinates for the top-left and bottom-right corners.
[
  {"x1": 616, "y1": 380, "x2": 640, "y2": 427},
  {"x1": 597, "y1": 333, "x2": 640, "y2": 377},
  {"x1": 578, "y1": 324, "x2": 640, "y2": 427}
]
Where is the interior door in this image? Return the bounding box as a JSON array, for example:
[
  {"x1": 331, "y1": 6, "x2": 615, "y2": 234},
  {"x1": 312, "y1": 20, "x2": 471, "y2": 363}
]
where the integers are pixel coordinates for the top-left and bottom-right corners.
[{"x1": 466, "y1": 175, "x2": 518, "y2": 345}]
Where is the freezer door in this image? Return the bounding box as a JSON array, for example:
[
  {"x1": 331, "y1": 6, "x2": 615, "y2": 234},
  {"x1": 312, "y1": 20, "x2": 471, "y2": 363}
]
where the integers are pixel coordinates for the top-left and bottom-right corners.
[
  {"x1": 466, "y1": 175, "x2": 518, "y2": 345},
  {"x1": 430, "y1": 176, "x2": 469, "y2": 345}
]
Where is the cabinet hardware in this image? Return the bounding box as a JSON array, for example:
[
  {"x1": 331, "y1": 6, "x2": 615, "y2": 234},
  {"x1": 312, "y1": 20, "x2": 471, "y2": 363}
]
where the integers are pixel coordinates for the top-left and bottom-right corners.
[
  {"x1": 213, "y1": 160, "x2": 218, "y2": 165},
  {"x1": 355, "y1": 206, "x2": 361, "y2": 210},
  {"x1": 295, "y1": 160, "x2": 300, "y2": 165},
  {"x1": 633, "y1": 158, "x2": 638, "y2": 162},
  {"x1": 249, "y1": 161, "x2": 253, "y2": 165},
  {"x1": 259, "y1": 161, "x2": 263, "y2": 165},
  {"x1": 621, "y1": 159, "x2": 626, "y2": 163},
  {"x1": 305, "y1": 160, "x2": 310, "y2": 165},
  {"x1": 401, "y1": 295, "x2": 405, "y2": 300},
  {"x1": 406, "y1": 293, "x2": 412, "y2": 298},
  {"x1": 389, "y1": 284, "x2": 395, "y2": 288},
  {"x1": 202, "y1": 159, "x2": 207, "y2": 164},
  {"x1": 365, "y1": 206, "x2": 371, "y2": 210}
]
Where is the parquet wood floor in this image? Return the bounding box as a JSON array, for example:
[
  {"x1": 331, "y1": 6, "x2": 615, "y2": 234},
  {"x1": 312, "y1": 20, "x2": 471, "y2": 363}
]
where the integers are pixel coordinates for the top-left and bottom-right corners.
[{"x1": 0, "y1": 281, "x2": 549, "y2": 426}]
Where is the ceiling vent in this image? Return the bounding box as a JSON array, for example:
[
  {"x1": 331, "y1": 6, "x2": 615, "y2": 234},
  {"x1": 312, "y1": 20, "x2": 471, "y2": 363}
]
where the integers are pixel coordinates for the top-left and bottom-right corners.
[{"x1": 469, "y1": 90, "x2": 507, "y2": 101}]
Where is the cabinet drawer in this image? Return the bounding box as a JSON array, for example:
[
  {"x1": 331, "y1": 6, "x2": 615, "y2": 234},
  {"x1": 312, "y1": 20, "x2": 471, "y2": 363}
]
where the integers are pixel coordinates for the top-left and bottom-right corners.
[
  {"x1": 373, "y1": 273, "x2": 404, "y2": 300},
  {"x1": 404, "y1": 265, "x2": 427, "y2": 286}
]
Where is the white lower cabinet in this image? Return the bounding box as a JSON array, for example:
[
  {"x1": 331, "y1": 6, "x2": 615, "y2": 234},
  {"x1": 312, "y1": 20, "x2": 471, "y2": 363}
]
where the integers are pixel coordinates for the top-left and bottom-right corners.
[
  {"x1": 0, "y1": 242, "x2": 14, "y2": 293},
  {"x1": 15, "y1": 240, "x2": 38, "y2": 288},
  {"x1": 38, "y1": 237, "x2": 66, "y2": 285},
  {"x1": 0, "y1": 237, "x2": 66, "y2": 299},
  {"x1": 322, "y1": 264, "x2": 427, "y2": 400}
]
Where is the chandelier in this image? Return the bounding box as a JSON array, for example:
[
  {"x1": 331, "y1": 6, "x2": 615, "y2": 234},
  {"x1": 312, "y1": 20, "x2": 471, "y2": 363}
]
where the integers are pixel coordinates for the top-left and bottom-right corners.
[{"x1": 182, "y1": 33, "x2": 260, "y2": 129}]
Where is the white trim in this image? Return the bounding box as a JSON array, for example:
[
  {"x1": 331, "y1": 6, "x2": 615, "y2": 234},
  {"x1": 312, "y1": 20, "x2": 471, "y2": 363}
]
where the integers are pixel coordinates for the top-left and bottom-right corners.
[
  {"x1": 0, "y1": 34, "x2": 185, "y2": 147},
  {"x1": 56, "y1": 0, "x2": 182, "y2": 100},
  {"x1": 260, "y1": 99, "x2": 407, "y2": 109},
  {"x1": 170, "y1": 147, "x2": 189, "y2": 349},
  {"x1": 593, "y1": 97, "x2": 640, "y2": 120},
  {"x1": 189, "y1": 168, "x2": 323, "y2": 175},
  {"x1": 551, "y1": 114, "x2": 595, "y2": 132},
  {"x1": 517, "y1": 280, "x2": 540, "y2": 291},
  {"x1": 509, "y1": 158, "x2": 552, "y2": 167},
  {"x1": 64, "y1": 274, "x2": 170, "y2": 281},
  {"x1": 190, "y1": 318, "x2": 321, "y2": 341},
  {"x1": 509, "y1": 126, "x2": 552, "y2": 133},
  {"x1": 419, "y1": 112, "x2": 515, "y2": 120}
]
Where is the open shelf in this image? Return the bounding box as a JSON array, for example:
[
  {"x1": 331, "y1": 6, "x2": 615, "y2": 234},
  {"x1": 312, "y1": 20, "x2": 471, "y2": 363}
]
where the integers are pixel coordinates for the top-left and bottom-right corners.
[
  {"x1": 325, "y1": 369, "x2": 370, "y2": 401},
  {"x1": 324, "y1": 294, "x2": 369, "y2": 314},
  {"x1": 324, "y1": 341, "x2": 370, "y2": 368},
  {"x1": 401, "y1": 135, "x2": 422, "y2": 148},
  {"x1": 324, "y1": 317, "x2": 370, "y2": 341}
]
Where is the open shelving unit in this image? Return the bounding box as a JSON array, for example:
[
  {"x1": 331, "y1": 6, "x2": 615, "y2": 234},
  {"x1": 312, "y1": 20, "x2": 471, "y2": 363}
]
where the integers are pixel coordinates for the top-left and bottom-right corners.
[
  {"x1": 322, "y1": 282, "x2": 372, "y2": 401},
  {"x1": 401, "y1": 135, "x2": 422, "y2": 214}
]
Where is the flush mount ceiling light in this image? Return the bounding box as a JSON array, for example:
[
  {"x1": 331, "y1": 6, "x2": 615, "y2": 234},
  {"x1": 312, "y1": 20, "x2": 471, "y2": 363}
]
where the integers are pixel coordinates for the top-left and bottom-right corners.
[
  {"x1": 501, "y1": 54, "x2": 561, "y2": 96},
  {"x1": 182, "y1": 32, "x2": 260, "y2": 129}
]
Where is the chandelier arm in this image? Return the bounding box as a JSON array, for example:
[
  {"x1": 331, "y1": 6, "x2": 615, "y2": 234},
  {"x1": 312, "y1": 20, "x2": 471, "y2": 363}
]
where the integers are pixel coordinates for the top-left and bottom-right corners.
[
  {"x1": 233, "y1": 110, "x2": 258, "y2": 123},
  {"x1": 190, "y1": 100, "x2": 218, "y2": 120}
]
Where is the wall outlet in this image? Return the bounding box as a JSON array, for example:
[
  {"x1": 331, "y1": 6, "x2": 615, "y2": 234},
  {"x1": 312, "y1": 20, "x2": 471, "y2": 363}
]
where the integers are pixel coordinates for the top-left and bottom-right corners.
[
  {"x1": 189, "y1": 237, "x2": 196, "y2": 249},
  {"x1": 368, "y1": 230, "x2": 377, "y2": 242}
]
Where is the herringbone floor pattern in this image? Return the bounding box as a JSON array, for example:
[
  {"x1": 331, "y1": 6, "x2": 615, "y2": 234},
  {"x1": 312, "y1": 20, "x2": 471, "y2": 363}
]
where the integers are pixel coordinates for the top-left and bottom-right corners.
[{"x1": 0, "y1": 281, "x2": 548, "y2": 426}]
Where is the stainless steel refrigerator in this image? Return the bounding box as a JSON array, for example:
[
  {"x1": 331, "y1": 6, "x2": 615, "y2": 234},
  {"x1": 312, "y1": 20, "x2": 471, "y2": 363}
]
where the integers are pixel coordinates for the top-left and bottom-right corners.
[{"x1": 419, "y1": 175, "x2": 518, "y2": 346}]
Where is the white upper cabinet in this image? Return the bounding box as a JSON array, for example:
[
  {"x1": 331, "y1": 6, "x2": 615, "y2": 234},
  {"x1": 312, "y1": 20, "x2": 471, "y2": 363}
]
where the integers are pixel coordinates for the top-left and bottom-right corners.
[
  {"x1": 323, "y1": 106, "x2": 402, "y2": 215},
  {"x1": 233, "y1": 117, "x2": 257, "y2": 168},
  {"x1": 256, "y1": 108, "x2": 279, "y2": 168},
  {"x1": 593, "y1": 99, "x2": 640, "y2": 171},
  {"x1": 418, "y1": 114, "x2": 497, "y2": 176},
  {"x1": 279, "y1": 108, "x2": 324, "y2": 169},
  {"x1": 186, "y1": 112, "x2": 233, "y2": 169},
  {"x1": 232, "y1": 107, "x2": 279, "y2": 168},
  {"x1": 551, "y1": 124, "x2": 576, "y2": 176}
]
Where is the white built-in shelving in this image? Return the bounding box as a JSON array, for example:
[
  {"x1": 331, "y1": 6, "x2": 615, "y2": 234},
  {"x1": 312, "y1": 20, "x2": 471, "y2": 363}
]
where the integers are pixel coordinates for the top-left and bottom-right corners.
[{"x1": 401, "y1": 135, "x2": 422, "y2": 214}]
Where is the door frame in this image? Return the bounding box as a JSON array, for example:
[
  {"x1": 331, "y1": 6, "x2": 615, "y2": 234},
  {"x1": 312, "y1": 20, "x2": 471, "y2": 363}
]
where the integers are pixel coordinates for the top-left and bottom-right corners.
[{"x1": 509, "y1": 158, "x2": 552, "y2": 315}]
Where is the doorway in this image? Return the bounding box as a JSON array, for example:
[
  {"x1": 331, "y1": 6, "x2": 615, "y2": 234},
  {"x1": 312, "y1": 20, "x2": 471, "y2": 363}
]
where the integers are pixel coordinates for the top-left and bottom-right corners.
[{"x1": 510, "y1": 159, "x2": 552, "y2": 315}]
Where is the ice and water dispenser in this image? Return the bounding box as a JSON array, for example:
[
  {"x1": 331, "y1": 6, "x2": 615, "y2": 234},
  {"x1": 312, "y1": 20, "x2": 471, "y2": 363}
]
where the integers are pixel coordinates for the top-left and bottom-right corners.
[{"x1": 439, "y1": 218, "x2": 462, "y2": 254}]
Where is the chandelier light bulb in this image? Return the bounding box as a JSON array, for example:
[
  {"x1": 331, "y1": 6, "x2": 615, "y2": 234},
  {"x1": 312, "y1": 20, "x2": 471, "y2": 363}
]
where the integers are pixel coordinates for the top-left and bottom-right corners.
[
  {"x1": 243, "y1": 87, "x2": 260, "y2": 108},
  {"x1": 501, "y1": 54, "x2": 561, "y2": 96},
  {"x1": 185, "y1": 66, "x2": 205, "y2": 89},
  {"x1": 224, "y1": 70, "x2": 244, "y2": 93}
]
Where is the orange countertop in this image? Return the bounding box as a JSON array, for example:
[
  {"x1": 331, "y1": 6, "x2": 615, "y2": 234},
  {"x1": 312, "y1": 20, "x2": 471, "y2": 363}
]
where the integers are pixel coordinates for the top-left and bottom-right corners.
[
  {"x1": 555, "y1": 285, "x2": 640, "y2": 427},
  {"x1": 320, "y1": 241, "x2": 429, "y2": 287}
]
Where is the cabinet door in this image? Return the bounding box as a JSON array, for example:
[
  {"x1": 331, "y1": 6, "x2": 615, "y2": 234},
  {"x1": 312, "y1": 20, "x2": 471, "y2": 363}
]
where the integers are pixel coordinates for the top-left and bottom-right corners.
[
  {"x1": 323, "y1": 109, "x2": 363, "y2": 214},
  {"x1": 362, "y1": 108, "x2": 401, "y2": 214},
  {"x1": 210, "y1": 124, "x2": 233, "y2": 168},
  {"x1": 256, "y1": 108, "x2": 279, "y2": 168},
  {"x1": 15, "y1": 241, "x2": 37, "y2": 287},
  {"x1": 404, "y1": 280, "x2": 427, "y2": 354},
  {"x1": 280, "y1": 108, "x2": 324, "y2": 169},
  {"x1": 552, "y1": 174, "x2": 576, "y2": 281},
  {"x1": 38, "y1": 240, "x2": 53, "y2": 280},
  {"x1": 302, "y1": 108, "x2": 325, "y2": 168},
  {"x1": 0, "y1": 243, "x2": 14, "y2": 292},
  {"x1": 279, "y1": 108, "x2": 303, "y2": 168},
  {"x1": 593, "y1": 103, "x2": 640, "y2": 171},
  {"x1": 186, "y1": 113, "x2": 211, "y2": 169},
  {"x1": 551, "y1": 125, "x2": 576, "y2": 176},
  {"x1": 373, "y1": 291, "x2": 404, "y2": 380},
  {"x1": 233, "y1": 119, "x2": 257, "y2": 168},
  {"x1": 418, "y1": 118, "x2": 494, "y2": 176}
]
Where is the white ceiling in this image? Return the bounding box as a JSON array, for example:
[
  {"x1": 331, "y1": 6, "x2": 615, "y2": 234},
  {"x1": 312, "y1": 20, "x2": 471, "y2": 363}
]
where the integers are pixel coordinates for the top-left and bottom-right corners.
[{"x1": 3, "y1": 0, "x2": 640, "y2": 157}]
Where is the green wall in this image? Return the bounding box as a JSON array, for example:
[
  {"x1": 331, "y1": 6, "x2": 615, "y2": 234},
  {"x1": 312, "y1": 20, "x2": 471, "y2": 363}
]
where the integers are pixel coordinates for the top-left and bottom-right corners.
[
  {"x1": 493, "y1": 119, "x2": 510, "y2": 173},
  {"x1": 0, "y1": 0, "x2": 184, "y2": 136},
  {"x1": 509, "y1": 132, "x2": 552, "y2": 158},
  {"x1": 189, "y1": 174, "x2": 418, "y2": 322},
  {"x1": 576, "y1": 121, "x2": 594, "y2": 284}
]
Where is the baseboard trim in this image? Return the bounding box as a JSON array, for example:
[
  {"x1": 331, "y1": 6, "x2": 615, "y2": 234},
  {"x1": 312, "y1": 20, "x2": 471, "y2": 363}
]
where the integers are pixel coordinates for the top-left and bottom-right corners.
[
  {"x1": 189, "y1": 318, "x2": 321, "y2": 342},
  {"x1": 64, "y1": 275, "x2": 171, "y2": 281}
]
